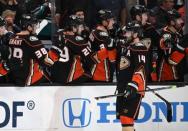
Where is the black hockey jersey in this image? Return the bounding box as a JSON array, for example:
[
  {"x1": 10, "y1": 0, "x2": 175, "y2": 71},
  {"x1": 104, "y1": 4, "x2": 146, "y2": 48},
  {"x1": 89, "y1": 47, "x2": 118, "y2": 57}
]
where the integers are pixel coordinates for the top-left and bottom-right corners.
[
  {"x1": 7, "y1": 32, "x2": 53, "y2": 86},
  {"x1": 117, "y1": 39, "x2": 151, "y2": 96},
  {"x1": 89, "y1": 25, "x2": 116, "y2": 82},
  {"x1": 49, "y1": 32, "x2": 108, "y2": 84}
]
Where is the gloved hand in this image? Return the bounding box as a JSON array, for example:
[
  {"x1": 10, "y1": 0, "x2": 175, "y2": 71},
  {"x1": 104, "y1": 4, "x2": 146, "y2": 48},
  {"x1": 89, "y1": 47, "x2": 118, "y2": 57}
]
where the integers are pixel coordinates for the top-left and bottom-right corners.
[
  {"x1": 124, "y1": 83, "x2": 138, "y2": 99},
  {"x1": 6, "y1": 58, "x2": 22, "y2": 71}
]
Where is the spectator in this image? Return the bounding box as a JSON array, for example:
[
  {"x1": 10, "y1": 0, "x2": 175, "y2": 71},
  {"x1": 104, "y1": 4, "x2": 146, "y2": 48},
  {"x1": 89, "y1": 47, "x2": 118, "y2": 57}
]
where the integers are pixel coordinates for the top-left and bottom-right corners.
[
  {"x1": 55, "y1": 0, "x2": 92, "y2": 28},
  {"x1": 174, "y1": 0, "x2": 184, "y2": 10},
  {"x1": 139, "y1": 0, "x2": 158, "y2": 9},
  {"x1": 91, "y1": 0, "x2": 127, "y2": 27},
  {"x1": 152, "y1": 0, "x2": 175, "y2": 29},
  {"x1": 24, "y1": 0, "x2": 44, "y2": 14},
  {"x1": 0, "y1": 0, "x2": 23, "y2": 26},
  {"x1": 177, "y1": 0, "x2": 185, "y2": 22},
  {"x1": 2, "y1": 10, "x2": 21, "y2": 33}
]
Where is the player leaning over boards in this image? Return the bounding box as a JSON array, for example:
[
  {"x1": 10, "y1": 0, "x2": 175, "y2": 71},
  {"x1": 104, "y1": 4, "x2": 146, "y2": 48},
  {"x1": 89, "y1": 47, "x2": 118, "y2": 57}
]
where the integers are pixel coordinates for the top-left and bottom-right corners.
[
  {"x1": 0, "y1": 17, "x2": 13, "y2": 79},
  {"x1": 6, "y1": 17, "x2": 54, "y2": 86},
  {"x1": 158, "y1": 9, "x2": 187, "y2": 82},
  {"x1": 116, "y1": 21, "x2": 150, "y2": 131}
]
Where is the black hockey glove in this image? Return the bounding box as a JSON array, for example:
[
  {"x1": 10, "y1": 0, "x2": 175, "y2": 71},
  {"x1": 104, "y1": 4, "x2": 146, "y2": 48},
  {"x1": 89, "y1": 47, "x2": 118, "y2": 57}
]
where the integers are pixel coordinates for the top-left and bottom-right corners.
[
  {"x1": 6, "y1": 58, "x2": 22, "y2": 71},
  {"x1": 124, "y1": 83, "x2": 138, "y2": 99}
]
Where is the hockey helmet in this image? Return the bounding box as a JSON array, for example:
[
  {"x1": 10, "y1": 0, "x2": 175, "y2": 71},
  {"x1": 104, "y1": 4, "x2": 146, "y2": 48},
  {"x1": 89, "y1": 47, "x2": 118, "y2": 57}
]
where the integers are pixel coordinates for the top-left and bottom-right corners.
[
  {"x1": 167, "y1": 9, "x2": 181, "y2": 21},
  {"x1": 67, "y1": 15, "x2": 85, "y2": 28},
  {"x1": 0, "y1": 17, "x2": 6, "y2": 27},
  {"x1": 98, "y1": 9, "x2": 114, "y2": 21},
  {"x1": 125, "y1": 21, "x2": 143, "y2": 37},
  {"x1": 130, "y1": 5, "x2": 148, "y2": 19},
  {"x1": 22, "y1": 14, "x2": 39, "y2": 30},
  {"x1": 126, "y1": 21, "x2": 141, "y2": 32}
]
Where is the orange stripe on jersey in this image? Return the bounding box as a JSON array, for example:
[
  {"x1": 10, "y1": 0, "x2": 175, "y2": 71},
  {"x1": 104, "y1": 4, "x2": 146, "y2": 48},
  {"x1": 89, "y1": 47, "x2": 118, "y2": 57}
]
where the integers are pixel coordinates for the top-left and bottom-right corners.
[
  {"x1": 73, "y1": 57, "x2": 84, "y2": 81},
  {"x1": 68, "y1": 57, "x2": 84, "y2": 83},
  {"x1": 26, "y1": 60, "x2": 43, "y2": 86},
  {"x1": 108, "y1": 49, "x2": 117, "y2": 62},
  {"x1": 30, "y1": 62, "x2": 43, "y2": 84},
  {"x1": 186, "y1": 48, "x2": 188, "y2": 55},
  {"x1": 92, "y1": 59, "x2": 109, "y2": 81},
  {"x1": 48, "y1": 50, "x2": 59, "y2": 62},
  {"x1": 132, "y1": 73, "x2": 145, "y2": 95},
  {"x1": 169, "y1": 51, "x2": 185, "y2": 65},
  {"x1": 97, "y1": 48, "x2": 108, "y2": 62},
  {"x1": 160, "y1": 38, "x2": 169, "y2": 50},
  {"x1": 120, "y1": 116, "x2": 134, "y2": 125},
  {"x1": 0, "y1": 63, "x2": 8, "y2": 76},
  {"x1": 159, "y1": 59, "x2": 177, "y2": 81},
  {"x1": 132, "y1": 66, "x2": 146, "y2": 95}
]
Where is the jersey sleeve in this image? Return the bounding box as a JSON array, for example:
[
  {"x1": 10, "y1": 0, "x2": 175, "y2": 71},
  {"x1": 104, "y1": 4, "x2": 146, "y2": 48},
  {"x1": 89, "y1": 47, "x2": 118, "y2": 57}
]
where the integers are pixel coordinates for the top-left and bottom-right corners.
[
  {"x1": 28, "y1": 36, "x2": 54, "y2": 66},
  {"x1": 130, "y1": 42, "x2": 150, "y2": 96},
  {"x1": 0, "y1": 62, "x2": 9, "y2": 76}
]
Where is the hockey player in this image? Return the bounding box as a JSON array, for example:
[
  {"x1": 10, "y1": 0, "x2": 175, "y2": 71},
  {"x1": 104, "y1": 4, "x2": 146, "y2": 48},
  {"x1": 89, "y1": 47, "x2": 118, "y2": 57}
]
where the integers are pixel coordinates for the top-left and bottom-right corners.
[
  {"x1": 6, "y1": 17, "x2": 54, "y2": 86},
  {"x1": 89, "y1": 9, "x2": 116, "y2": 82},
  {"x1": 0, "y1": 17, "x2": 14, "y2": 83},
  {"x1": 158, "y1": 9, "x2": 186, "y2": 82},
  {"x1": 49, "y1": 15, "x2": 108, "y2": 84},
  {"x1": 116, "y1": 21, "x2": 150, "y2": 131},
  {"x1": 130, "y1": 5, "x2": 161, "y2": 82}
]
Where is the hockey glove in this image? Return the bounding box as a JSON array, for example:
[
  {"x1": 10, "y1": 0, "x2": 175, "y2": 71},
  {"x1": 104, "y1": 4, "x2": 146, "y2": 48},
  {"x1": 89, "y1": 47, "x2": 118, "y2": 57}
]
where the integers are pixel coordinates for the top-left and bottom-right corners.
[
  {"x1": 6, "y1": 58, "x2": 22, "y2": 71},
  {"x1": 124, "y1": 83, "x2": 138, "y2": 99}
]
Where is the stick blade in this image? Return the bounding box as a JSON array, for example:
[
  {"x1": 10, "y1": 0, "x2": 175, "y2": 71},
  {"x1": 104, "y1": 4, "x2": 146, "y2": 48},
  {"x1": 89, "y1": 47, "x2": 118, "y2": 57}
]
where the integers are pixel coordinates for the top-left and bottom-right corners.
[{"x1": 167, "y1": 104, "x2": 172, "y2": 122}]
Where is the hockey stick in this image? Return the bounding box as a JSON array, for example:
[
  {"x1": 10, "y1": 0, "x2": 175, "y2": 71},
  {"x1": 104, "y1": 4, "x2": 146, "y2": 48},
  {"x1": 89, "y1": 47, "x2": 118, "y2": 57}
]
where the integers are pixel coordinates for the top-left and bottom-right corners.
[
  {"x1": 94, "y1": 85, "x2": 186, "y2": 100},
  {"x1": 146, "y1": 86, "x2": 172, "y2": 122}
]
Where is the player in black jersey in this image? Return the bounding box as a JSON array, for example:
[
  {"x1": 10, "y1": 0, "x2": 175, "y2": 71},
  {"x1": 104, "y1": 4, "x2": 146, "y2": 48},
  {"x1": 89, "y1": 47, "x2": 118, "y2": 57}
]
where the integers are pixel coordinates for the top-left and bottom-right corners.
[
  {"x1": 130, "y1": 5, "x2": 161, "y2": 82},
  {"x1": 49, "y1": 15, "x2": 108, "y2": 84},
  {"x1": 0, "y1": 17, "x2": 14, "y2": 83},
  {"x1": 7, "y1": 17, "x2": 54, "y2": 86},
  {"x1": 116, "y1": 21, "x2": 150, "y2": 131}
]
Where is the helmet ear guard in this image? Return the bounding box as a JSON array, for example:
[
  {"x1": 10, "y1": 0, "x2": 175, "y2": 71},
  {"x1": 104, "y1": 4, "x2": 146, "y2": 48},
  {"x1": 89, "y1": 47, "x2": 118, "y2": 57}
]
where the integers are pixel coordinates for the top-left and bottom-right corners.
[
  {"x1": 125, "y1": 21, "x2": 143, "y2": 38},
  {"x1": 130, "y1": 5, "x2": 148, "y2": 20},
  {"x1": 167, "y1": 9, "x2": 181, "y2": 23},
  {"x1": 0, "y1": 17, "x2": 6, "y2": 27},
  {"x1": 98, "y1": 9, "x2": 114, "y2": 22},
  {"x1": 65, "y1": 15, "x2": 85, "y2": 31},
  {"x1": 21, "y1": 14, "x2": 39, "y2": 30}
]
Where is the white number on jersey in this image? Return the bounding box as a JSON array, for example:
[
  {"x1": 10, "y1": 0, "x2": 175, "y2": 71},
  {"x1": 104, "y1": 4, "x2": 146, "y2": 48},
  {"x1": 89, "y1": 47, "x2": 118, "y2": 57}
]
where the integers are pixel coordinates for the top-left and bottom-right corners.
[
  {"x1": 35, "y1": 48, "x2": 48, "y2": 59},
  {"x1": 82, "y1": 46, "x2": 92, "y2": 56},
  {"x1": 138, "y1": 55, "x2": 146, "y2": 63}
]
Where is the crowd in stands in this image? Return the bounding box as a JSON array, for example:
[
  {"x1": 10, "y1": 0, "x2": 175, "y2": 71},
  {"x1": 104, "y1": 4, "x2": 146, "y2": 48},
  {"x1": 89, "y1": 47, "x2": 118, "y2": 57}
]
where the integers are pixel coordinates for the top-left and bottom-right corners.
[{"x1": 0, "y1": 0, "x2": 187, "y2": 86}]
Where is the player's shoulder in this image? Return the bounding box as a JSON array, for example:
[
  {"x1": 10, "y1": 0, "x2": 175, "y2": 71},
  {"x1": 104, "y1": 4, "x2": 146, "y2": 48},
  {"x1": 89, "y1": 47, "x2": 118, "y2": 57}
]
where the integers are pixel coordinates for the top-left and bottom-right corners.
[
  {"x1": 92, "y1": 28, "x2": 109, "y2": 40},
  {"x1": 65, "y1": 35, "x2": 87, "y2": 46},
  {"x1": 130, "y1": 38, "x2": 151, "y2": 52}
]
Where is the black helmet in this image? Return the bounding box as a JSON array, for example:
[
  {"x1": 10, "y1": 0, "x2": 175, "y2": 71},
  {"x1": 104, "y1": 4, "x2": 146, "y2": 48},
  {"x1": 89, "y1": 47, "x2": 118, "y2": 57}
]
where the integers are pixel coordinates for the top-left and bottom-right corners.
[
  {"x1": 126, "y1": 21, "x2": 141, "y2": 31},
  {"x1": 98, "y1": 9, "x2": 114, "y2": 21},
  {"x1": 149, "y1": 9, "x2": 158, "y2": 17},
  {"x1": 0, "y1": 17, "x2": 6, "y2": 27},
  {"x1": 126, "y1": 21, "x2": 143, "y2": 37},
  {"x1": 65, "y1": 15, "x2": 85, "y2": 30},
  {"x1": 22, "y1": 14, "x2": 38, "y2": 30},
  {"x1": 167, "y1": 9, "x2": 181, "y2": 22},
  {"x1": 130, "y1": 5, "x2": 148, "y2": 20}
]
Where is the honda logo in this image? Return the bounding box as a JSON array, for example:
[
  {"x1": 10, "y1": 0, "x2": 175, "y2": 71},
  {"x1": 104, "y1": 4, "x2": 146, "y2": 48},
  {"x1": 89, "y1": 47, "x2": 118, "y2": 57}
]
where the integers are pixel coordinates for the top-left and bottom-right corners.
[{"x1": 62, "y1": 98, "x2": 91, "y2": 128}]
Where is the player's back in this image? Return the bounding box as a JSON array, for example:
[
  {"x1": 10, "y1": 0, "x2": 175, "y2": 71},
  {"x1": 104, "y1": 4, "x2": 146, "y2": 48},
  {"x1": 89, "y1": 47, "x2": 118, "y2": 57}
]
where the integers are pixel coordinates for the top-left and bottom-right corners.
[{"x1": 8, "y1": 33, "x2": 48, "y2": 86}]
